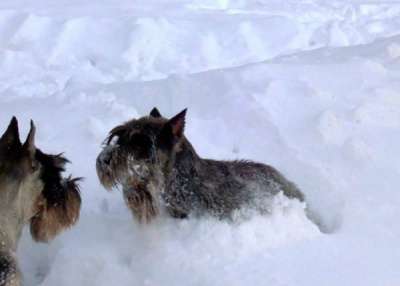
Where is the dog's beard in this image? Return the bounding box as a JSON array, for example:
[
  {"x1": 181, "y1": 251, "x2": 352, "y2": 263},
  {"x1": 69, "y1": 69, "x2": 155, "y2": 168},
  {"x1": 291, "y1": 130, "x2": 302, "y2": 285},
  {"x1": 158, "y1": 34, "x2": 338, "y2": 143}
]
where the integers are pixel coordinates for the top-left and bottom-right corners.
[
  {"x1": 126, "y1": 156, "x2": 151, "y2": 183},
  {"x1": 123, "y1": 181, "x2": 158, "y2": 223},
  {"x1": 97, "y1": 143, "x2": 163, "y2": 223},
  {"x1": 96, "y1": 145, "x2": 128, "y2": 189},
  {"x1": 97, "y1": 144, "x2": 153, "y2": 190}
]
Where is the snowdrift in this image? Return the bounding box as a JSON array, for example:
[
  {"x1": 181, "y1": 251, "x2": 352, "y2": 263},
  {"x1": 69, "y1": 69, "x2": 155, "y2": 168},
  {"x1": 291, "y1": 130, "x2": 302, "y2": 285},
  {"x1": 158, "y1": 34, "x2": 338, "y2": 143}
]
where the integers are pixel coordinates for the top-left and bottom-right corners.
[{"x1": 0, "y1": 1, "x2": 399, "y2": 285}]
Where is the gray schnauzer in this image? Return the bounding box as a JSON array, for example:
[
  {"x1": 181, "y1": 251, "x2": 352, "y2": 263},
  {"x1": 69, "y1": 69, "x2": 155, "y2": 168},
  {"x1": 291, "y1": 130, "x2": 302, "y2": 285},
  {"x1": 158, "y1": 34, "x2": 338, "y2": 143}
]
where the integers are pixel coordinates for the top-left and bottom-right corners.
[
  {"x1": 0, "y1": 118, "x2": 81, "y2": 286},
  {"x1": 96, "y1": 108, "x2": 315, "y2": 226}
]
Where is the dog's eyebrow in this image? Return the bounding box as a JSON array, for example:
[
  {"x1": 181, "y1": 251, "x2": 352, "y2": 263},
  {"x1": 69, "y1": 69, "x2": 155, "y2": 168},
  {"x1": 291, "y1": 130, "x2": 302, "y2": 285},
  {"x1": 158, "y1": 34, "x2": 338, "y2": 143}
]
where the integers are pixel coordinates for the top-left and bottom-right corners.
[
  {"x1": 109, "y1": 125, "x2": 126, "y2": 136},
  {"x1": 127, "y1": 129, "x2": 145, "y2": 137},
  {"x1": 106, "y1": 125, "x2": 127, "y2": 144}
]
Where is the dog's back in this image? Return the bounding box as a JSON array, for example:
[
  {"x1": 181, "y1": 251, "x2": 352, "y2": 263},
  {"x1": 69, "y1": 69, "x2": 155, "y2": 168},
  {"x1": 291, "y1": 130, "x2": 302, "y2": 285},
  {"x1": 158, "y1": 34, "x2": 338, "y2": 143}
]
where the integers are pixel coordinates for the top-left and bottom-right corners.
[
  {"x1": 229, "y1": 160, "x2": 304, "y2": 200},
  {"x1": 165, "y1": 144, "x2": 305, "y2": 218}
]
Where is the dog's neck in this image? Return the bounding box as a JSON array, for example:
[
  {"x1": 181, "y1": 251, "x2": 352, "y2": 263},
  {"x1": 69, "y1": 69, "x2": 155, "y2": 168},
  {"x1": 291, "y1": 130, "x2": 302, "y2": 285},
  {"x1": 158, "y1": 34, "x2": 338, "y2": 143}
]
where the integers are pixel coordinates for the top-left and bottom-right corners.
[
  {"x1": 0, "y1": 227, "x2": 15, "y2": 253},
  {"x1": 0, "y1": 192, "x2": 25, "y2": 251},
  {"x1": 0, "y1": 216, "x2": 22, "y2": 252},
  {"x1": 163, "y1": 139, "x2": 202, "y2": 196},
  {"x1": 0, "y1": 179, "x2": 41, "y2": 252},
  {"x1": 170, "y1": 139, "x2": 200, "y2": 177}
]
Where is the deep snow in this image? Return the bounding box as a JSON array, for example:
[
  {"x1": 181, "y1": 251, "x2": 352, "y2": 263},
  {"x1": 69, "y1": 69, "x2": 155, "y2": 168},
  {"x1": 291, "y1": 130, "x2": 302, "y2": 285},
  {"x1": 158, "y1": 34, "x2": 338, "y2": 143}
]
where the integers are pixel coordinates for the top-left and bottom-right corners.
[{"x1": 0, "y1": 0, "x2": 399, "y2": 285}]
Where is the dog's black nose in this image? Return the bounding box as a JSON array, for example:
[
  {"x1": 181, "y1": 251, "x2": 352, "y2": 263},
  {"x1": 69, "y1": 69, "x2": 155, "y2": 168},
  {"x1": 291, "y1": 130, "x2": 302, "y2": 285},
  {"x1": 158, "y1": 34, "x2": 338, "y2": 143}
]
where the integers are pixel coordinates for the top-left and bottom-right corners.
[
  {"x1": 97, "y1": 150, "x2": 112, "y2": 166},
  {"x1": 103, "y1": 156, "x2": 111, "y2": 165}
]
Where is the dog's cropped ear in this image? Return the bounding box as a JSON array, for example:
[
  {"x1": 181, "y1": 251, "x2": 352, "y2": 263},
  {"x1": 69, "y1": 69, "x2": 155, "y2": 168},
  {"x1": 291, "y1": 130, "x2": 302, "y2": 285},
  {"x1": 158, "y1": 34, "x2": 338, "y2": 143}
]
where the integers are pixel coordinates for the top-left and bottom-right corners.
[
  {"x1": 158, "y1": 109, "x2": 187, "y2": 149},
  {"x1": 149, "y1": 107, "x2": 162, "y2": 118},
  {"x1": 22, "y1": 120, "x2": 36, "y2": 158},
  {"x1": 167, "y1": 109, "x2": 187, "y2": 138},
  {"x1": 30, "y1": 177, "x2": 81, "y2": 242},
  {"x1": 0, "y1": 117, "x2": 21, "y2": 148}
]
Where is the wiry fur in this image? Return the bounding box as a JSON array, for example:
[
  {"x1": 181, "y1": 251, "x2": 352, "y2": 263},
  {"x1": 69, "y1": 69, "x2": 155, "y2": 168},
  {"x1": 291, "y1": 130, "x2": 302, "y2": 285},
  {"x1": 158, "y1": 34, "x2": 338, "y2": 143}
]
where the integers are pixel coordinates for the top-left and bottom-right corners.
[
  {"x1": 123, "y1": 181, "x2": 158, "y2": 223},
  {"x1": 0, "y1": 252, "x2": 19, "y2": 286},
  {"x1": 0, "y1": 118, "x2": 81, "y2": 286},
  {"x1": 30, "y1": 150, "x2": 81, "y2": 242},
  {"x1": 97, "y1": 108, "x2": 308, "y2": 225}
]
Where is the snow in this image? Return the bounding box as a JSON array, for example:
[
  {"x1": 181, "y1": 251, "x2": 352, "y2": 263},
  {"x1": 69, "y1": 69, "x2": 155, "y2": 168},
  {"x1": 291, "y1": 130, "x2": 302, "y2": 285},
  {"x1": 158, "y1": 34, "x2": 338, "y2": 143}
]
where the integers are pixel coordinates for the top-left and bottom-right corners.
[{"x1": 0, "y1": 0, "x2": 399, "y2": 285}]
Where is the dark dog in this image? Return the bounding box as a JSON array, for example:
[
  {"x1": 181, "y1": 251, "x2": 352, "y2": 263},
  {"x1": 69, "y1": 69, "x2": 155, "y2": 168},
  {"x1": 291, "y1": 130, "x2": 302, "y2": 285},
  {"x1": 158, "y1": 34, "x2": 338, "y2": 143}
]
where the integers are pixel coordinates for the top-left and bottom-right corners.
[
  {"x1": 0, "y1": 118, "x2": 81, "y2": 286},
  {"x1": 97, "y1": 108, "x2": 307, "y2": 223}
]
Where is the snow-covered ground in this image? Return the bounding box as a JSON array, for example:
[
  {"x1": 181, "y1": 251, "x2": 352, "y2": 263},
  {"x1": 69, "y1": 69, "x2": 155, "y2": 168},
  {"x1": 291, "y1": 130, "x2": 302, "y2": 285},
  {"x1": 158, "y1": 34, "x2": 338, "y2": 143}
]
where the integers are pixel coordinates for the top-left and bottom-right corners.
[{"x1": 1, "y1": 0, "x2": 400, "y2": 285}]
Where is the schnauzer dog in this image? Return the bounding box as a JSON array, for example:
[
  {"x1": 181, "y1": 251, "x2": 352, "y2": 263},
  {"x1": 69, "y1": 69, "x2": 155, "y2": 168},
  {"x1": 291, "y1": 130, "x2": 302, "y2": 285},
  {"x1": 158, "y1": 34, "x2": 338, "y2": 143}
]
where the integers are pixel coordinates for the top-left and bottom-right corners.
[
  {"x1": 0, "y1": 118, "x2": 81, "y2": 286},
  {"x1": 96, "y1": 108, "x2": 311, "y2": 225}
]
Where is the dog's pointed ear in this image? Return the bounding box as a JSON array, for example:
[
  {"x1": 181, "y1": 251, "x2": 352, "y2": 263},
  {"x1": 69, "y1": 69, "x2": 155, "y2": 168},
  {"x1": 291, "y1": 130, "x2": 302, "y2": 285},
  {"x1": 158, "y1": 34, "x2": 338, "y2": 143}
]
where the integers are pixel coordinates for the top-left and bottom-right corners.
[
  {"x1": 166, "y1": 108, "x2": 187, "y2": 138},
  {"x1": 157, "y1": 109, "x2": 187, "y2": 149},
  {"x1": 23, "y1": 120, "x2": 36, "y2": 156},
  {"x1": 149, "y1": 107, "x2": 162, "y2": 118},
  {"x1": 0, "y1": 117, "x2": 21, "y2": 147}
]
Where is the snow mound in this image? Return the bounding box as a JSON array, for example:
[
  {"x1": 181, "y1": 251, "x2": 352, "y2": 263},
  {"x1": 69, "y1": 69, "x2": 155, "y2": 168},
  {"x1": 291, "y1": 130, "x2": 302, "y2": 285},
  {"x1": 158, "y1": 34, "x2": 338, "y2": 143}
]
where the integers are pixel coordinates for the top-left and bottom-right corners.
[{"x1": 21, "y1": 194, "x2": 319, "y2": 286}]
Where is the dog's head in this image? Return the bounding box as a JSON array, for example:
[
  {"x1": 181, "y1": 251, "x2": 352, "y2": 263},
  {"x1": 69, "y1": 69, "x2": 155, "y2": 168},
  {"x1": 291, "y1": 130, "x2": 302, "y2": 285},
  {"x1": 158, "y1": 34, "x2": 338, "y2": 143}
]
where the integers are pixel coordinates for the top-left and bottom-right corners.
[
  {"x1": 0, "y1": 117, "x2": 81, "y2": 243},
  {"x1": 96, "y1": 108, "x2": 187, "y2": 190}
]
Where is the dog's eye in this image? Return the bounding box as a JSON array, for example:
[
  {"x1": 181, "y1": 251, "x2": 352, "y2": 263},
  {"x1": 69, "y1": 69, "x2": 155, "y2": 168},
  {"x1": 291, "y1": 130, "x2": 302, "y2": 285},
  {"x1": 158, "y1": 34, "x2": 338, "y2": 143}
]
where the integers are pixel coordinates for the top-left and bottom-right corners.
[
  {"x1": 130, "y1": 134, "x2": 152, "y2": 159},
  {"x1": 131, "y1": 134, "x2": 151, "y2": 145}
]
